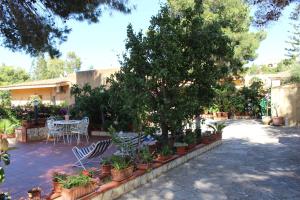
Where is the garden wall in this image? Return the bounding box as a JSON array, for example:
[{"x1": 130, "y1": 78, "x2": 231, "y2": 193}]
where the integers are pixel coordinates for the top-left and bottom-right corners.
[{"x1": 271, "y1": 84, "x2": 300, "y2": 126}]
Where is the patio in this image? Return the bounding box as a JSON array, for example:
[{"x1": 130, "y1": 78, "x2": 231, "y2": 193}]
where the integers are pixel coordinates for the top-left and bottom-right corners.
[{"x1": 1, "y1": 136, "x2": 114, "y2": 199}]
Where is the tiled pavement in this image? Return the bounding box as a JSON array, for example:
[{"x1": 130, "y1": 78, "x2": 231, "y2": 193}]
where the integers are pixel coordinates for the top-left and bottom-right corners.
[
  {"x1": 119, "y1": 120, "x2": 300, "y2": 200},
  {"x1": 0, "y1": 136, "x2": 115, "y2": 199}
]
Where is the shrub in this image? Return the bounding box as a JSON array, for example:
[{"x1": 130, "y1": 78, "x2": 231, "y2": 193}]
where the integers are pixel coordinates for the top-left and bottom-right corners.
[{"x1": 110, "y1": 156, "x2": 132, "y2": 170}]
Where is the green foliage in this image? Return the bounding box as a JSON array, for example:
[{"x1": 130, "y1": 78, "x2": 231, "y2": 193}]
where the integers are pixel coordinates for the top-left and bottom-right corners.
[
  {"x1": 0, "y1": 152, "x2": 10, "y2": 184},
  {"x1": 184, "y1": 131, "x2": 197, "y2": 145},
  {"x1": 52, "y1": 172, "x2": 67, "y2": 182},
  {"x1": 110, "y1": 156, "x2": 132, "y2": 170},
  {"x1": 0, "y1": 65, "x2": 30, "y2": 86},
  {"x1": 0, "y1": 92, "x2": 11, "y2": 108},
  {"x1": 60, "y1": 174, "x2": 92, "y2": 189},
  {"x1": 168, "y1": 0, "x2": 266, "y2": 66},
  {"x1": 32, "y1": 52, "x2": 81, "y2": 80},
  {"x1": 0, "y1": 1, "x2": 131, "y2": 57},
  {"x1": 0, "y1": 119, "x2": 18, "y2": 135},
  {"x1": 102, "y1": 157, "x2": 111, "y2": 165},
  {"x1": 71, "y1": 84, "x2": 112, "y2": 129},
  {"x1": 111, "y1": 3, "x2": 242, "y2": 144},
  {"x1": 208, "y1": 122, "x2": 226, "y2": 133},
  {"x1": 159, "y1": 145, "x2": 173, "y2": 156},
  {"x1": 138, "y1": 147, "x2": 153, "y2": 164},
  {"x1": 284, "y1": 63, "x2": 300, "y2": 84}
]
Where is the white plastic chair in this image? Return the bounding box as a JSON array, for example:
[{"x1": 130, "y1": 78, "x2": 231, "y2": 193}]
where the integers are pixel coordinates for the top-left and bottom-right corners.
[
  {"x1": 46, "y1": 119, "x2": 64, "y2": 145},
  {"x1": 71, "y1": 118, "x2": 89, "y2": 144}
]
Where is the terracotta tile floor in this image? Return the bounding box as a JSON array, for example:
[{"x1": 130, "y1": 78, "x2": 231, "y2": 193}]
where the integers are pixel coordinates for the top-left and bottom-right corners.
[{"x1": 0, "y1": 136, "x2": 115, "y2": 199}]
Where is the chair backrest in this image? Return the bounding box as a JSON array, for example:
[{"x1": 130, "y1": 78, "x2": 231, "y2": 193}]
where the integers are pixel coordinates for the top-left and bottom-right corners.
[
  {"x1": 88, "y1": 139, "x2": 111, "y2": 159},
  {"x1": 122, "y1": 134, "x2": 146, "y2": 154},
  {"x1": 82, "y1": 117, "x2": 89, "y2": 124},
  {"x1": 46, "y1": 119, "x2": 55, "y2": 130},
  {"x1": 78, "y1": 119, "x2": 89, "y2": 135}
]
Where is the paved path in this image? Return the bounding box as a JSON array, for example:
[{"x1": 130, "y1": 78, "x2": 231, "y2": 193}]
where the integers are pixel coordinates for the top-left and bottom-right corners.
[{"x1": 119, "y1": 120, "x2": 300, "y2": 200}]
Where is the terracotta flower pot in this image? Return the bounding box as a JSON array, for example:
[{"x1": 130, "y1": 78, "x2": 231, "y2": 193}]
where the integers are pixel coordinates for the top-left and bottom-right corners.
[
  {"x1": 28, "y1": 187, "x2": 41, "y2": 200},
  {"x1": 272, "y1": 116, "x2": 284, "y2": 126},
  {"x1": 137, "y1": 163, "x2": 152, "y2": 171},
  {"x1": 211, "y1": 134, "x2": 218, "y2": 141},
  {"x1": 156, "y1": 154, "x2": 172, "y2": 162},
  {"x1": 188, "y1": 143, "x2": 196, "y2": 150},
  {"x1": 216, "y1": 132, "x2": 222, "y2": 140},
  {"x1": 61, "y1": 184, "x2": 97, "y2": 200},
  {"x1": 176, "y1": 146, "x2": 187, "y2": 155},
  {"x1": 202, "y1": 136, "x2": 211, "y2": 144},
  {"x1": 101, "y1": 164, "x2": 111, "y2": 175},
  {"x1": 53, "y1": 181, "x2": 62, "y2": 194},
  {"x1": 111, "y1": 166, "x2": 134, "y2": 182}
]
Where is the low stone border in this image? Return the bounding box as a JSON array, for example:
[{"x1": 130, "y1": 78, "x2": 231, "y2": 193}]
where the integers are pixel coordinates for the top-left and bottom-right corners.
[{"x1": 85, "y1": 140, "x2": 222, "y2": 200}]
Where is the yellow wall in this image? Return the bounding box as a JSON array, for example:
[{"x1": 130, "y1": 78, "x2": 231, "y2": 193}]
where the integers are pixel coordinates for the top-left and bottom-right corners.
[
  {"x1": 9, "y1": 68, "x2": 119, "y2": 106},
  {"x1": 271, "y1": 84, "x2": 300, "y2": 126},
  {"x1": 11, "y1": 86, "x2": 71, "y2": 106}
]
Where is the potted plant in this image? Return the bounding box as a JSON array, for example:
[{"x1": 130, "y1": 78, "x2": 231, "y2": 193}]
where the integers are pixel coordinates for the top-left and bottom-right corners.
[
  {"x1": 272, "y1": 103, "x2": 284, "y2": 126},
  {"x1": 52, "y1": 172, "x2": 67, "y2": 194},
  {"x1": 184, "y1": 131, "x2": 197, "y2": 150},
  {"x1": 156, "y1": 145, "x2": 173, "y2": 162},
  {"x1": 208, "y1": 122, "x2": 226, "y2": 140},
  {"x1": 201, "y1": 131, "x2": 212, "y2": 144},
  {"x1": 174, "y1": 142, "x2": 188, "y2": 155},
  {"x1": 101, "y1": 157, "x2": 112, "y2": 175},
  {"x1": 110, "y1": 155, "x2": 134, "y2": 182},
  {"x1": 60, "y1": 174, "x2": 97, "y2": 200},
  {"x1": 28, "y1": 187, "x2": 41, "y2": 200},
  {"x1": 137, "y1": 147, "x2": 153, "y2": 171},
  {"x1": 0, "y1": 119, "x2": 18, "y2": 145},
  {"x1": 260, "y1": 95, "x2": 272, "y2": 125}
]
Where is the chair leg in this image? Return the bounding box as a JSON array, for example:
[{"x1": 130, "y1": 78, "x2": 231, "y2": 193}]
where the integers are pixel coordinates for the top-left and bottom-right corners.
[{"x1": 86, "y1": 135, "x2": 88, "y2": 143}]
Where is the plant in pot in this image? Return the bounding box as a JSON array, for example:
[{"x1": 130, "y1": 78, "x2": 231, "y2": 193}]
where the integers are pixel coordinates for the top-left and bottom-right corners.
[
  {"x1": 174, "y1": 142, "x2": 188, "y2": 155},
  {"x1": 101, "y1": 157, "x2": 112, "y2": 175},
  {"x1": 28, "y1": 187, "x2": 41, "y2": 200},
  {"x1": 260, "y1": 95, "x2": 271, "y2": 125},
  {"x1": 60, "y1": 174, "x2": 97, "y2": 200},
  {"x1": 201, "y1": 131, "x2": 212, "y2": 144},
  {"x1": 271, "y1": 103, "x2": 284, "y2": 126},
  {"x1": 137, "y1": 147, "x2": 153, "y2": 171},
  {"x1": 110, "y1": 155, "x2": 134, "y2": 182},
  {"x1": 52, "y1": 172, "x2": 67, "y2": 194},
  {"x1": 156, "y1": 145, "x2": 173, "y2": 162},
  {"x1": 184, "y1": 131, "x2": 197, "y2": 150},
  {"x1": 208, "y1": 122, "x2": 226, "y2": 140}
]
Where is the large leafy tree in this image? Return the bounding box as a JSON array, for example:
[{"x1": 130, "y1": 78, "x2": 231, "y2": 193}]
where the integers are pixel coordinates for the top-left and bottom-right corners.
[
  {"x1": 0, "y1": 0, "x2": 131, "y2": 57},
  {"x1": 32, "y1": 51, "x2": 81, "y2": 80},
  {"x1": 168, "y1": 0, "x2": 266, "y2": 66},
  {"x1": 110, "y1": 3, "x2": 240, "y2": 142},
  {"x1": 0, "y1": 65, "x2": 30, "y2": 86}
]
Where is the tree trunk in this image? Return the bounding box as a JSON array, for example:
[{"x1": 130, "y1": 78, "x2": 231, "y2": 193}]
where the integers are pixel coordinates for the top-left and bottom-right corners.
[{"x1": 160, "y1": 123, "x2": 169, "y2": 145}]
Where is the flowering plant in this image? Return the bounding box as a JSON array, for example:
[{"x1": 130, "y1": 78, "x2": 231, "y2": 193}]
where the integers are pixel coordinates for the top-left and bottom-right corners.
[{"x1": 59, "y1": 108, "x2": 68, "y2": 116}]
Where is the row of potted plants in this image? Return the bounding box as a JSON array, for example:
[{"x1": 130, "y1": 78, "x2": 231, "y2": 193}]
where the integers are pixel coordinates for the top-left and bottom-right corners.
[{"x1": 50, "y1": 124, "x2": 225, "y2": 200}]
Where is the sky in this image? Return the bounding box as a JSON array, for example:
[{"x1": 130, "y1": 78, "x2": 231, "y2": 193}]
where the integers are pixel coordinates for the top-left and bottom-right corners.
[{"x1": 0, "y1": 0, "x2": 297, "y2": 71}]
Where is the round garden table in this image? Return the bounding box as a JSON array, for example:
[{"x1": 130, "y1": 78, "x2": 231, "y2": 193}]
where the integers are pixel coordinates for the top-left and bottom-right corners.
[{"x1": 54, "y1": 120, "x2": 81, "y2": 143}]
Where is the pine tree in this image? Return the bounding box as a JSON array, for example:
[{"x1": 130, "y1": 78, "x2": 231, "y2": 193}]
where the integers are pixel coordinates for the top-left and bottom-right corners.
[{"x1": 285, "y1": 22, "x2": 300, "y2": 59}]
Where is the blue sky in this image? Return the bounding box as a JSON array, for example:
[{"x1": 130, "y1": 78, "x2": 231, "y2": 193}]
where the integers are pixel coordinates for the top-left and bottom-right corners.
[{"x1": 0, "y1": 0, "x2": 296, "y2": 71}]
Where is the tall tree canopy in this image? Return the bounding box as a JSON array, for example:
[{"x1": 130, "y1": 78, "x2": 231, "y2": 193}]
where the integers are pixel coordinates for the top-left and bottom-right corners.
[
  {"x1": 168, "y1": 0, "x2": 266, "y2": 66},
  {"x1": 0, "y1": 65, "x2": 30, "y2": 86},
  {"x1": 110, "y1": 3, "x2": 240, "y2": 142},
  {"x1": 32, "y1": 51, "x2": 81, "y2": 80},
  {"x1": 0, "y1": 0, "x2": 131, "y2": 57}
]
